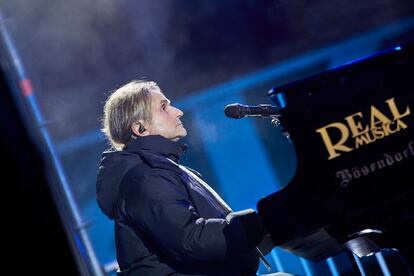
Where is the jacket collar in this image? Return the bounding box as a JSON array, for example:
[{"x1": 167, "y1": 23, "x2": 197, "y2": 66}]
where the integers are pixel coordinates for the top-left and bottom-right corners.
[{"x1": 124, "y1": 135, "x2": 187, "y2": 163}]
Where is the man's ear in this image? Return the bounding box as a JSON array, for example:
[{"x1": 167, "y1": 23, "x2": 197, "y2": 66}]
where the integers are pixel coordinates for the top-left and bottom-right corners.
[{"x1": 131, "y1": 121, "x2": 149, "y2": 137}]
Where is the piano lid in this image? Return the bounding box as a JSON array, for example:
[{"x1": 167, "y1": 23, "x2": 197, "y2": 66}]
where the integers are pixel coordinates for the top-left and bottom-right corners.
[{"x1": 257, "y1": 41, "x2": 414, "y2": 260}]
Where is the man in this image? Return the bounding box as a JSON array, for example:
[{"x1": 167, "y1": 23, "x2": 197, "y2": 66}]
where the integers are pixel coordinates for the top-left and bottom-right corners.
[{"x1": 96, "y1": 80, "x2": 272, "y2": 275}]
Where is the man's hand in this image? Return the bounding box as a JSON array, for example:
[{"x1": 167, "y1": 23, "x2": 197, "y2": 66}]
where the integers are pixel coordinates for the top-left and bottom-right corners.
[{"x1": 226, "y1": 209, "x2": 264, "y2": 248}]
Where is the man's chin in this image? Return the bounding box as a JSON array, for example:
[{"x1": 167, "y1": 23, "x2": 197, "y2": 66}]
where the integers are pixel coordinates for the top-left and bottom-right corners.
[
  {"x1": 171, "y1": 130, "x2": 187, "y2": 142},
  {"x1": 181, "y1": 128, "x2": 187, "y2": 137}
]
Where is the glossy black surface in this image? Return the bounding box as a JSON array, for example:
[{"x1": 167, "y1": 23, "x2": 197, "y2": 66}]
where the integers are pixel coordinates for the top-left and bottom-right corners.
[{"x1": 258, "y1": 42, "x2": 414, "y2": 266}]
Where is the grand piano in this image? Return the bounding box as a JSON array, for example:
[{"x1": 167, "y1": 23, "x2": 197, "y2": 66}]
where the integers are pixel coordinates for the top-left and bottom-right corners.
[{"x1": 257, "y1": 41, "x2": 414, "y2": 273}]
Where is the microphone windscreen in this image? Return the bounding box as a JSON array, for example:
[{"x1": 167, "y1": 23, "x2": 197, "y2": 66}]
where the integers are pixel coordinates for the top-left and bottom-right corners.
[{"x1": 224, "y1": 103, "x2": 243, "y2": 119}]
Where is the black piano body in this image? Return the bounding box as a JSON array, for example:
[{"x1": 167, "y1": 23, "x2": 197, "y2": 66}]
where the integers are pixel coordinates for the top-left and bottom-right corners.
[{"x1": 257, "y1": 41, "x2": 414, "y2": 271}]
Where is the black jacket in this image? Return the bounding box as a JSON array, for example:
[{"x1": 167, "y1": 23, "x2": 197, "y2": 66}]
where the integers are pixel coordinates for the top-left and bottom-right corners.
[{"x1": 96, "y1": 135, "x2": 263, "y2": 275}]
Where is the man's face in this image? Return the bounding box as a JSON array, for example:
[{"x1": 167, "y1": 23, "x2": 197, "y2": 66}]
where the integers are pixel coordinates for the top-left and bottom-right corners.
[{"x1": 146, "y1": 89, "x2": 187, "y2": 141}]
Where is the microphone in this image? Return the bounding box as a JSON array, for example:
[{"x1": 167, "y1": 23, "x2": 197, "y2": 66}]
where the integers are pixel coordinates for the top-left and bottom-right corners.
[{"x1": 224, "y1": 103, "x2": 280, "y2": 119}]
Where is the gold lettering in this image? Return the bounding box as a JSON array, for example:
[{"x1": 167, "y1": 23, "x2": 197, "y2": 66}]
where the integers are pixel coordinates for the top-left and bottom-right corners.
[
  {"x1": 355, "y1": 132, "x2": 375, "y2": 148},
  {"x1": 396, "y1": 118, "x2": 408, "y2": 130},
  {"x1": 345, "y1": 112, "x2": 369, "y2": 138},
  {"x1": 370, "y1": 105, "x2": 392, "y2": 128},
  {"x1": 316, "y1": 122, "x2": 353, "y2": 160},
  {"x1": 372, "y1": 127, "x2": 385, "y2": 139},
  {"x1": 317, "y1": 97, "x2": 411, "y2": 161},
  {"x1": 385, "y1": 122, "x2": 397, "y2": 134},
  {"x1": 385, "y1": 97, "x2": 411, "y2": 120},
  {"x1": 382, "y1": 123, "x2": 391, "y2": 136}
]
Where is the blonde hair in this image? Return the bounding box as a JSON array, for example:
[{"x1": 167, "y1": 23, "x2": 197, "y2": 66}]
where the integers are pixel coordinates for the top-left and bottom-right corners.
[{"x1": 101, "y1": 80, "x2": 159, "y2": 150}]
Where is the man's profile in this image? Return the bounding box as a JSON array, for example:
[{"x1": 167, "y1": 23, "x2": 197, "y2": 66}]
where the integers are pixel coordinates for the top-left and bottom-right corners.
[{"x1": 96, "y1": 80, "x2": 273, "y2": 275}]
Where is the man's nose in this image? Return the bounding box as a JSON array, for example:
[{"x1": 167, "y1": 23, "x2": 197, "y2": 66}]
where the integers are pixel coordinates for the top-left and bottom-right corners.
[{"x1": 174, "y1": 106, "x2": 184, "y2": 118}]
